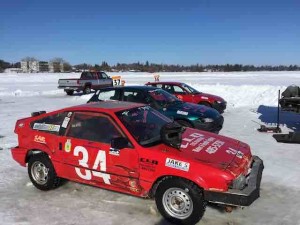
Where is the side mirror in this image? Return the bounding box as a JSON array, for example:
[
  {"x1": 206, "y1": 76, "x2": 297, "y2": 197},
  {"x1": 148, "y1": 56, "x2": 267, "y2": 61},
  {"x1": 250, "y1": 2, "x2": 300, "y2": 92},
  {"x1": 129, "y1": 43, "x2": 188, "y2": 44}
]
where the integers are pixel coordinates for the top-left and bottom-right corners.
[{"x1": 111, "y1": 137, "x2": 129, "y2": 149}]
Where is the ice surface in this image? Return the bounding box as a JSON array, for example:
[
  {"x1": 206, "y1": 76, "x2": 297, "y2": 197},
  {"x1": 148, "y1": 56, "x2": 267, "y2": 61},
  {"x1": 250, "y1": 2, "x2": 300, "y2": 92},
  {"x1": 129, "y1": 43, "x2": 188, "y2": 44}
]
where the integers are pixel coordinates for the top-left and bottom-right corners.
[{"x1": 0, "y1": 72, "x2": 300, "y2": 225}]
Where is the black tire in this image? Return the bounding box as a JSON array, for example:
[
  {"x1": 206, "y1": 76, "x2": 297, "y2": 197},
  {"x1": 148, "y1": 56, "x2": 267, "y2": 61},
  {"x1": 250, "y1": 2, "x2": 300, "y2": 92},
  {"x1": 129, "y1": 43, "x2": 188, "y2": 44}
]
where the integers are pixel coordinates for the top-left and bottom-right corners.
[
  {"x1": 155, "y1": 177, "x2": 206, "y2": 225},
  {"x1": 66, "y1": 90, "x2": 74, "y2": 95},
  {"x1": 176, "y1": 120, "x2": 193, "y2": 128},
  {"x1": 28, "y1": 153, "x2": 61, "y2": 191},
  {"x1": 198, "y1": 102, "x2": 211, "y2": 107},
  {"x1": 83, "y1": 85, "x2": 91, "y2": 94}
]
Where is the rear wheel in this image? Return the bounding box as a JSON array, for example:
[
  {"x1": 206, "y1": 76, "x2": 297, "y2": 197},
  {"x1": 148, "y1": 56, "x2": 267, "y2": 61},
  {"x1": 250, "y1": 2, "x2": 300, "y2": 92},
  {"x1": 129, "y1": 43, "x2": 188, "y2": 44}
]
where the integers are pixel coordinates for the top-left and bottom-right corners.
[
  {"x1": 155, "y1": 177, "x2": 206, "y2": 225},
  {"x1": 83, "y1": 86, "x2": 91, "y2": 94},
  {"x1": 176, "y1": 120, "x2": 193, "y2": 128},
  {"x1": 66, "y1": 90, "x2": 74, "y2": 95},
  {"x1": 28, "y1": 153, "x2": 61, "y2": 191}
]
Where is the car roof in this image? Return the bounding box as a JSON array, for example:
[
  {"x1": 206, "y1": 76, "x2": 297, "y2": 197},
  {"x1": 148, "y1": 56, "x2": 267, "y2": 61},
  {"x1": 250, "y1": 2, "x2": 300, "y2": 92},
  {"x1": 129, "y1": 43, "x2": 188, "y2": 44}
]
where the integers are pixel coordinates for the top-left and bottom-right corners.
[
  {"x1": 65, "y1": 101, "x2": 145, "y2": 113},
  {"x1": 146, "y1": 81, "x2": 183, "y2": 85},
  {"x1": 100, "y1": 85, "x2": 158, "y2": 91}
]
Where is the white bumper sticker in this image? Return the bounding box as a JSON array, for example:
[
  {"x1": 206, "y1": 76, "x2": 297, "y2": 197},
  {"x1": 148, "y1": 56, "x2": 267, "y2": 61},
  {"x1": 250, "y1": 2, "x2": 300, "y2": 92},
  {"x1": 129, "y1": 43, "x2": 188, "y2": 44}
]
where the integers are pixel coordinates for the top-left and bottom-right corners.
[{"x1": 165, "y1": 158, "x2": 190, "y2": 172}]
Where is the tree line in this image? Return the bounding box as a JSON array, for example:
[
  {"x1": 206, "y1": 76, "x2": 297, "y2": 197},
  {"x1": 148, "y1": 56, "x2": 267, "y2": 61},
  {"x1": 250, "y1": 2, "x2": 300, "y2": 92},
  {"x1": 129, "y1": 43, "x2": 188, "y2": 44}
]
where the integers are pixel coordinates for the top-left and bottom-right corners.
[{"x1": 1, "y1": 58, "x2": 300, "y2": 73}]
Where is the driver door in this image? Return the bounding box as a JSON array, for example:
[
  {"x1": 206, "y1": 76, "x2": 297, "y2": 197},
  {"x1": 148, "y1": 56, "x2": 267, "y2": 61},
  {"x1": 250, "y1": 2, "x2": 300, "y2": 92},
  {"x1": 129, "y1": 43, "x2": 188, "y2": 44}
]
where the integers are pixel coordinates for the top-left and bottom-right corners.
[{"x1": 62, "y1": 111, "x2": 140, "y2": 193}]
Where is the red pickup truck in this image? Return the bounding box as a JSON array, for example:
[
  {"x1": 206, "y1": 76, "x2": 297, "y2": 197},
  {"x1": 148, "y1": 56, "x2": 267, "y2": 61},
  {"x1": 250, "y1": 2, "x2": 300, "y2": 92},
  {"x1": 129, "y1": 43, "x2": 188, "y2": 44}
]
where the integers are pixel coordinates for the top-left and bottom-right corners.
[
  {"x1": 11, "y1": 101, "x2": 263, "y2": 225},
  {"x1": 58, "y1": 71, "x2": 113, "y2": 95},
  {"x1": 146, "y1": 82, "x2": 227, "y2": 113}
]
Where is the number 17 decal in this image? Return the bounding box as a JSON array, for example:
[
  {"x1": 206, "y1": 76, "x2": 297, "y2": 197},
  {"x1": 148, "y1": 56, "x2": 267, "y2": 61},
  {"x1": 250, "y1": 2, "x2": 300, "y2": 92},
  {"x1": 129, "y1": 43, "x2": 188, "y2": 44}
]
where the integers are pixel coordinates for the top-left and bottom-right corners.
[{"x1": 74, "y1": 146, "x2": 111, "y2": 184}]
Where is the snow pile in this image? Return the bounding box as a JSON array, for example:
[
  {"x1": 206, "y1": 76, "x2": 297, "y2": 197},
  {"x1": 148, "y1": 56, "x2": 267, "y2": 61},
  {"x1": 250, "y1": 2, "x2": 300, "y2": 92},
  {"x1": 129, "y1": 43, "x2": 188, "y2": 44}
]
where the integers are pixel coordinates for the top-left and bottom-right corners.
[{"x1": 0, "y1": 72, "x2": 300, "y2": 225}]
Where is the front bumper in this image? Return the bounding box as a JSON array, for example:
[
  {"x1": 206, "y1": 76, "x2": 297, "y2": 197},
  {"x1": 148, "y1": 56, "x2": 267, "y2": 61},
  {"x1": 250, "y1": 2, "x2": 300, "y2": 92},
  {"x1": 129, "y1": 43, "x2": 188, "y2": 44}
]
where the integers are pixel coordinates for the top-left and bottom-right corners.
[
  {"x1": 194, "y1": 115, "x2": 224, "y2": 133},
  {"x1": 203, "y1": 156, "x2": 264, "y2": 206},
  {"x1": 212, "y1": 101, "x2": 227, "y2": 113}
]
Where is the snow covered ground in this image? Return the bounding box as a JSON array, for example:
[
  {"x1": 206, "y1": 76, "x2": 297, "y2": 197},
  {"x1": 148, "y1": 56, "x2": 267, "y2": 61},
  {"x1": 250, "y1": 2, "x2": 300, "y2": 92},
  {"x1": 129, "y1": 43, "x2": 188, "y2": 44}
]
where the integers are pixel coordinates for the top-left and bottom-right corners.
[{"x1": 0, "y1": 72, "x2": 300, "y2": 225}]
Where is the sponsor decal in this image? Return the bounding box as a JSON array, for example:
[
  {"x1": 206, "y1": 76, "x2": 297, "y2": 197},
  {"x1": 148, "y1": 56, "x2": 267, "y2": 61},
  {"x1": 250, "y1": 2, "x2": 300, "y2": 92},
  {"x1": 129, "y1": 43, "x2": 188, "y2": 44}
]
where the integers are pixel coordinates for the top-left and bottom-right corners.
[
  {"x1": 34, "y1": 135, "x2": 46, "y2": 144},
  {"x1": 201, "y1": 96, "x2": 209, "y2": 100},
  {"x1": 205, "y1": 140, "x2": 225, "y2": 154},
  {"x1": 177, "y1": 95, "x2": 183, "y2": 100},
  {"x1": 33, "y1": 123, "x2": 60, "y2": 132},
  {"x1": 62, "y1": 117, "x2": 70, "y2": 128},
  {"x1": 140, "y1": 158, "x2": 158, "y2": 172},
  {"x1": 181, "y1": 133, "x2": 204, "y2": 149},
  {"x1": 226, "y1": 147, "x2": 244, "y2": 159},
  {"x1": 177, "y1": 110, "x2": 188, "y2": 116},
  {"x1": 109, "y1": 148, "x2": 120, "y2": 156},
  {"x1": 165, "y1": 158, "x2": 190, "y2": 172},
  {"x1": 18, "y1": 123, "x2": 24, "y2": 128},
  {"x1": 65, "y1": 139, "x2": 72, "y2": 152}
]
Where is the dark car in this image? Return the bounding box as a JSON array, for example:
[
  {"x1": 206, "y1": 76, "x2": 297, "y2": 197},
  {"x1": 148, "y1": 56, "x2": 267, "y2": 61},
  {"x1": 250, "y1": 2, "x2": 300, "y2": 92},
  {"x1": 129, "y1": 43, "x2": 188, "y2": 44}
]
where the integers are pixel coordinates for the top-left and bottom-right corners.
[
  {"x1": 88, "y1": 86, "x2": 224, "y2": 133},
  {"x1": 145, "y1": 82, "x2": 227, "y2": 113}
]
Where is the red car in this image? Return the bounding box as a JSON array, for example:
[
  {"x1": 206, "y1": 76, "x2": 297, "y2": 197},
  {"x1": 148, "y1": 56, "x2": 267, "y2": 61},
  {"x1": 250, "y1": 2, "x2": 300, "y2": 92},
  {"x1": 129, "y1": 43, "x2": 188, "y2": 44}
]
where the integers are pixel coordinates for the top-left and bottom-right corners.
[
  {"x1": 11, "y1": 101, "x2": 263, "y2": 225},
  {"x1": 146, "y1": 82, "x2": 227, "y2": 113}
]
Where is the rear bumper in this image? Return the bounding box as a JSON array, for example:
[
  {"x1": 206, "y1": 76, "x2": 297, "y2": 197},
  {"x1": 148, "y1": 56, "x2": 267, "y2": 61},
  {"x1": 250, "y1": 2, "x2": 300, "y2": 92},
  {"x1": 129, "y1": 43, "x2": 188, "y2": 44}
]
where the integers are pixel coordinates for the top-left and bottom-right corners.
[
  {"x1": 11, "y1": 146, "x2": 27, "y2": 167},
  {"x1": 204, "y1": 156, "x2": 264, "y2": 206},
  {"x1": 58, "y1": 86, "x2": 83, "y2": 92}
]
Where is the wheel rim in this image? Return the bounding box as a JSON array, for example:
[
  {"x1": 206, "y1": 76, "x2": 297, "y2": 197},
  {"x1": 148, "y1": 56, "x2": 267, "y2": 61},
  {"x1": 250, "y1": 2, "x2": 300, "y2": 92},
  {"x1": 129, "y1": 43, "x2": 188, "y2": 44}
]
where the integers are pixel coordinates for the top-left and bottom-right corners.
[
  {"x1": 162, "y1": 187, "x2": 193, "y2": 219},
  {"x1": 31, "y1": 161, "x2": 49, "y2": 185}
]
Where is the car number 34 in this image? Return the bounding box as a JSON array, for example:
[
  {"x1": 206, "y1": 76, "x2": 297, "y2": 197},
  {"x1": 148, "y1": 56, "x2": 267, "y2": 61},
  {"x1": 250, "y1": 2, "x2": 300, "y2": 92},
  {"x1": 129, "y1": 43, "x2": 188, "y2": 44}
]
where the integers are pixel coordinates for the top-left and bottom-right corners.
[{"x1": 74, "y1": 146, "x2": 111, "y2": 184}]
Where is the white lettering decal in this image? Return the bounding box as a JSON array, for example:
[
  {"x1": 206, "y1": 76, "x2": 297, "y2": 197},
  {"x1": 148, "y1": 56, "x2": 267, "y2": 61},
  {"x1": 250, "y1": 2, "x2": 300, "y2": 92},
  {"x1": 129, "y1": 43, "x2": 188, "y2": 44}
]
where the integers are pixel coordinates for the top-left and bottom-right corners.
[
  {"x1": 74, "y1": 146, "x2": 111, "y2": 184},
  {"x1": 177, "y1": 110, "x2": 188, "y2": 116}
]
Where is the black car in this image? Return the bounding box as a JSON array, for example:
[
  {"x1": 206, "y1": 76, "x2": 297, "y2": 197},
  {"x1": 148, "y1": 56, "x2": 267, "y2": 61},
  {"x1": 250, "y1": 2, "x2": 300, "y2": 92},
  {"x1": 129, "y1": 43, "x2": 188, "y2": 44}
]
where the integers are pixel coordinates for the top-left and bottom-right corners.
[{"x1": 88, "y1": 86, "x2": 224, "y2": 133}]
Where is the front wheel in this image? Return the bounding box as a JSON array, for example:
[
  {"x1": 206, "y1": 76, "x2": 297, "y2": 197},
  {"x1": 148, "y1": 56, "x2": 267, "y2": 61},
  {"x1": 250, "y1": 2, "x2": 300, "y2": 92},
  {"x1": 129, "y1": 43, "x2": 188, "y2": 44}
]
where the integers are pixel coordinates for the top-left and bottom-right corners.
[
  {"x1": 155, "y1": 177, "x2": 206, "y2": 225},
  {"x1": 28, "y1": 153, "x2": 61, "y2": 191},
  {"x1": 83, "y1": 86, "x2": 91, "y2": 94},
  {"x1": 176, "y1": 120, "x2": 193, "y2": 128}
]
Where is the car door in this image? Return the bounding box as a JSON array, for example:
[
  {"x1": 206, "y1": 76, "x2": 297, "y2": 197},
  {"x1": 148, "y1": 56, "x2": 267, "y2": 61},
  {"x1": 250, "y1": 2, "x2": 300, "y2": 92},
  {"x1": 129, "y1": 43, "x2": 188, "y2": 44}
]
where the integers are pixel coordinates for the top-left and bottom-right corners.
[
  {"x1": 173, "y1": 85, "x2": 190, "y2": 102},
  {"x1": 100, "y1": 72, "x2": 112, "y2": 87},
  {"x1": 61, "y1": 111, "x2": 140, "y2": 192}
]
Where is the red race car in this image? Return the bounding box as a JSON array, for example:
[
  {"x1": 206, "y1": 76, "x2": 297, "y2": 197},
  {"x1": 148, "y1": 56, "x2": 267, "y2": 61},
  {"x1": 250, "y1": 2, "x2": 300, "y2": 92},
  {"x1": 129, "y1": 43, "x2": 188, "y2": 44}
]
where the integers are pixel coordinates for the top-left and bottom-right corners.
[
  {"x1": 11, "y1": 101, "x2": 263, "y2": 225},
  {"x1": 146, "y1": 82, "x2": 227, "y2": 113}
]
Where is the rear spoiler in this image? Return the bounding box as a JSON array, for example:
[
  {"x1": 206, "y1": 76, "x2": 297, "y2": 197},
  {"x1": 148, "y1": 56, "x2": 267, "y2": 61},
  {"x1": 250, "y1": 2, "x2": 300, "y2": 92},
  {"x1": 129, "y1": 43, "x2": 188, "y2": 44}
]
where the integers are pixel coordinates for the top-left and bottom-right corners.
[{"x1": 31, "y1": 111, "x2": 46, "y2": 117}]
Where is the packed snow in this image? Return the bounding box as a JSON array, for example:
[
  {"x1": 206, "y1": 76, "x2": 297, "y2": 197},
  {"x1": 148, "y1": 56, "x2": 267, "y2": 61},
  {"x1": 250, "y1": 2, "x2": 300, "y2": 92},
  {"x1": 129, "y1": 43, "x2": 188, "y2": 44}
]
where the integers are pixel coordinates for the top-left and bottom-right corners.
[{"x1": 0, "y1": 72, "x2": 300, "y2": 225}]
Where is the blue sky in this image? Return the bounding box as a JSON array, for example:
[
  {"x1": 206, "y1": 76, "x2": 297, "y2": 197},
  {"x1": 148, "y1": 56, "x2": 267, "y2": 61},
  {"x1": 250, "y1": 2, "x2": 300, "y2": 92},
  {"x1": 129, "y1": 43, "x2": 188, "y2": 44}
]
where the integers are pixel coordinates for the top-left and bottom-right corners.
[{"x1": 0, "y1": 0, "x2": 299, "y2": 65}]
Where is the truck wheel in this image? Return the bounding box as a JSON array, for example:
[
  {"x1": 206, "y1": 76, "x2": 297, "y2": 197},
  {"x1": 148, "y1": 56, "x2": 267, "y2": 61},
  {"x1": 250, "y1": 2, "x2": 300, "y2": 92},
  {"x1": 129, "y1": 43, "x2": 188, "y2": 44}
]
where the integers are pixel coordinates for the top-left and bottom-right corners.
[
  {"x1": 176, "y1": 120, "x2": 193, "y2": 128},
  {"x1": 66, "y1": 90, "x2": 74, "y2": 95},
  {"x1": 83, "y1": 86, "x2": 91, "y2": 94},
  {"x1": 28, "y1": 153, "x2": 61, "y2": 191},
  {"x1": 155, "y1": 177, "x2": 205, "y2": 225}
]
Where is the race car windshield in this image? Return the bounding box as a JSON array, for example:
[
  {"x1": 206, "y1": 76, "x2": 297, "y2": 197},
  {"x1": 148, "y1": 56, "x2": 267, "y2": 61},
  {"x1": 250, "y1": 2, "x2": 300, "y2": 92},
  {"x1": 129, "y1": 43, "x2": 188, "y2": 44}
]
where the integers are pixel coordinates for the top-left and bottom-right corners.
[
  {"x1": 181, "y1": 84, "x2": 200, "y2": 94},
  {"x1": 116, "y1": 106, "x2": 172, "y2": 146},
  {"x1": 148, "y1": 89, "x2": 181, "y2": 106}
]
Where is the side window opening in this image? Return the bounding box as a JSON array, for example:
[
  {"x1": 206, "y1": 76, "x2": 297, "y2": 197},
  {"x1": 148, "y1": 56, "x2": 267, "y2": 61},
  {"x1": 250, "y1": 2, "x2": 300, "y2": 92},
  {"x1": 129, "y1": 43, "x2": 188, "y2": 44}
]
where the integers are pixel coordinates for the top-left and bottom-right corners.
[
  {"x1": 173, "y1": 85, "x2": 185, "y2": 93},
  {"x1": 98, "y1": 90, "x2": 119, "y2": 101},
  {"x1": 123, "y1": 91, "x2": 146, "y2": 103},
  {"x1": 31, "y1": 111, "x2": 70, "y2": 135},
  {"x1": 66, "y1": 112, "x2": 123, "y2": 144}
]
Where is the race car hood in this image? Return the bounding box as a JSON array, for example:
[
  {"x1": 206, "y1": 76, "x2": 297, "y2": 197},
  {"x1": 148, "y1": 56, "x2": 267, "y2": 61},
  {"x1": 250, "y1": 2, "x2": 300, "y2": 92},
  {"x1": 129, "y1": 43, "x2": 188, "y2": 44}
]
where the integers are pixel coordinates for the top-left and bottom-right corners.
[
  {"x1": 195, "y1": 93, "x2": 225, "y2": 102},
  {"x1": 166, "y1": 102, "x2": 220, "y2": 119},
  {"x1": 176, "y1": 128, "x2": 252, "y2": 176}
]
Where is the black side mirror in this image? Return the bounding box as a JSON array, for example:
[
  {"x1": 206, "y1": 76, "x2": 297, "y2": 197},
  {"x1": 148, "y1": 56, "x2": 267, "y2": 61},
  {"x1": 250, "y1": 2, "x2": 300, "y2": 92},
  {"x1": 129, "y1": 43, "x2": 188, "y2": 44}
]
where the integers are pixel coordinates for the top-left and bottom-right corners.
[{"x1": 111, "y1": 137, "x2": 129, "y2": 149}]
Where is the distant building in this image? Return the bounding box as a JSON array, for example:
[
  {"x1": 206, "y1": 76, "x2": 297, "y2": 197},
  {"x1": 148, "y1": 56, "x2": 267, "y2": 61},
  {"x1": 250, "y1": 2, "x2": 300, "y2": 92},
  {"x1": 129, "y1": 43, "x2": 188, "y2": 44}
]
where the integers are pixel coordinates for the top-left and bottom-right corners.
[
  {"x1": 4, "y1": 68, "x2": 23, "y2": 73},
  {"x1": 39, "y1": 61, "x2": 49, "y2": 72},
  {"x1": 21, "y1": 60, "x2": 50, "y2": 73},
  {"x1": 49, "y1": 62, "x2": 64, "y2": 73}
]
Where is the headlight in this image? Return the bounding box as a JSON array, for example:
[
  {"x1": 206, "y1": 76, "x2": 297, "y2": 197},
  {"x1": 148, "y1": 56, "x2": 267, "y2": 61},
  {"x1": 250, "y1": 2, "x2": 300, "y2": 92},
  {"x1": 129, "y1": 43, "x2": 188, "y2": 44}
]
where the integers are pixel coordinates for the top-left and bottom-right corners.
[
  {"x1": 202, "y1": 118, "x2": 214, "y2": 123},
  {"x1": 230, "y1": 174, "x2": 247, "y2": 190}
]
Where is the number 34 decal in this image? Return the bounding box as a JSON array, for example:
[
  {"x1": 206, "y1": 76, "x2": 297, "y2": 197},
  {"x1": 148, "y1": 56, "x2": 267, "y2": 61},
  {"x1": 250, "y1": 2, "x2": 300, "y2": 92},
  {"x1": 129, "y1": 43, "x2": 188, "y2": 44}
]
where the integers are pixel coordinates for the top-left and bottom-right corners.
[{"x1": 74, "y1": 146, "x2": 111, "y2": 184}]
